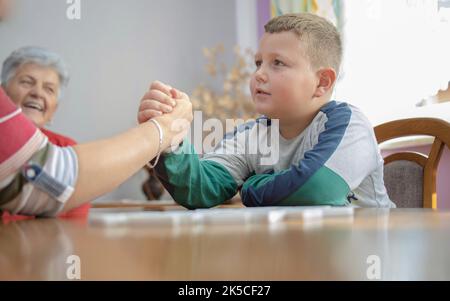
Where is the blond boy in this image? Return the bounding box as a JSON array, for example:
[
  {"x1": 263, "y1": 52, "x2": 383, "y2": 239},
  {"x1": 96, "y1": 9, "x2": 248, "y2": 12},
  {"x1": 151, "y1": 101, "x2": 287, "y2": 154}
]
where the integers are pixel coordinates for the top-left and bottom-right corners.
[{"x1": 138, "y1": 13, "x2": 394, "y2": 209}]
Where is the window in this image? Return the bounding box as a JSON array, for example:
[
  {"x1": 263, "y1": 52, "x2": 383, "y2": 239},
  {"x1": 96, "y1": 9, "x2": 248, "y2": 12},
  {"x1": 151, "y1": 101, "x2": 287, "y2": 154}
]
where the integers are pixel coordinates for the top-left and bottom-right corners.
[{"x1": 334, "y1": 0, "x2": 450, "y2": 125}]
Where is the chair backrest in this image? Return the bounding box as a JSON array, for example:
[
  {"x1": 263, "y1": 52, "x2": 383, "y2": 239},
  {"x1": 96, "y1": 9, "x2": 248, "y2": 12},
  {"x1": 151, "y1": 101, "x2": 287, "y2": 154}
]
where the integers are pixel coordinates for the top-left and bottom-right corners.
[{"x1": 374, "y1": 118, "x2": 450, "y2": 208}]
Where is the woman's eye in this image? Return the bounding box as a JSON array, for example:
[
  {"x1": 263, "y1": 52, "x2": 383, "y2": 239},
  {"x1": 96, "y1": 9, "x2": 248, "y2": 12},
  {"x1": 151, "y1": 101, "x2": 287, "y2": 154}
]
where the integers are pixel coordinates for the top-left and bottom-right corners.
[
  {"x1": 20, "y1": 80, "x2": 32, "y2": 86},
  {"x1": 46, "y1": 88, "x2": 55, "y2": 94},
  {"x1": 255, "y1": 60, "x2": 262, "y2": 68}
]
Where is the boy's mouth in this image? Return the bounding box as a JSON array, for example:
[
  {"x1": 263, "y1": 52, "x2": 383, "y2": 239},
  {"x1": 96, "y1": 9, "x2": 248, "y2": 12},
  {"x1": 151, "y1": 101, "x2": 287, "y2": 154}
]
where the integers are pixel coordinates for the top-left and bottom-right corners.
[{"x1": 255, "y1": 88, "x2": 271, "y2": 96}]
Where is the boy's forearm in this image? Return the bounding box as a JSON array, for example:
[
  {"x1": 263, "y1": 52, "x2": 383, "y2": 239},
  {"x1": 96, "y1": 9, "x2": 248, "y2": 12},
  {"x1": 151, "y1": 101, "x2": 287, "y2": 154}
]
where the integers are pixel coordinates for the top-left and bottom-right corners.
[
  {"x1": 241, "y1": 166, "x2": 350, "y2": 207},
  {"x1": 154, "y1": 141, "x2": 238, "y2": 209}
]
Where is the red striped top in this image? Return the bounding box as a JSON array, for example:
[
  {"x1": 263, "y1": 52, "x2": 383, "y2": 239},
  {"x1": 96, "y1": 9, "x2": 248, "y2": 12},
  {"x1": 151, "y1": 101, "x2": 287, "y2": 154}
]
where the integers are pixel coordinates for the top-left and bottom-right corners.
[{"x1": 0, "y1": 87, "x2": 44, "y2": 181}]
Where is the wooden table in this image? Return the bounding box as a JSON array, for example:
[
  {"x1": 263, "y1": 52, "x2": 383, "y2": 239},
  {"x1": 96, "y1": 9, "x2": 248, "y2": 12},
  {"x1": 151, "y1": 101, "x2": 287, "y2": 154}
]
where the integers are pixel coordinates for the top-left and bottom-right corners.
[
  {"x1": 90, "y1": 200, "x2": 245, "y2": 211},
  {"x1": 1, "y1": 207, "x2": 450, "y2": 280}
]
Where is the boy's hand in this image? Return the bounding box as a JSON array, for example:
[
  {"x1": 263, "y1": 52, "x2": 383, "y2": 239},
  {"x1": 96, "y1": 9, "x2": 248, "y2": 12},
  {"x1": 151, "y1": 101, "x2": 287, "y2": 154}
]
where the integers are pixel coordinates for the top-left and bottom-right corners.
[
  {"x1": 138, "y1": 81, "x2": 181, "y2": 124},
  {"x1": 138, "y1": 81, "x2": 193, "y2": 150}
]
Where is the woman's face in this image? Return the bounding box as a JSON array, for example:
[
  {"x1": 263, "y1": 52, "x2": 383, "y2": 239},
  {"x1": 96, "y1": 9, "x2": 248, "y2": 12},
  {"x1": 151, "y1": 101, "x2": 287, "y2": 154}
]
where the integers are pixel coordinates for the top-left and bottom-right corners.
[{"x1": 5, "y1": 63, "x2": 60, "y2": 128}]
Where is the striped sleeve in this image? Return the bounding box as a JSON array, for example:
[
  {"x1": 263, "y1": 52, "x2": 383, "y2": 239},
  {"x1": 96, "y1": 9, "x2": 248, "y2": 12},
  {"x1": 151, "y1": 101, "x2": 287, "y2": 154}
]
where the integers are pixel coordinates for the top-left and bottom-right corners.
[
  {"x1": 1, "y1": 88, "x2": 79, "y2": 216},
  {"x1": 0, "y1": 143, "x2": 78, "y2": 217},
  {"x1": 241, "y1": 102, "x2": 359, "y2": 207},
  {"x1": 0, "y1": 88, "x2": 46, "y2": 182}
]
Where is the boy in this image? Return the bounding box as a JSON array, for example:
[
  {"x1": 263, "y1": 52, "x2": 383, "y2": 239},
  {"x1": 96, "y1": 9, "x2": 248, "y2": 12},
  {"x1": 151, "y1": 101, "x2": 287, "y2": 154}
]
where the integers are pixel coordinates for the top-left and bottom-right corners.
[{"x1": 138, "y1": 13, "x2": 394, "y2": 209}]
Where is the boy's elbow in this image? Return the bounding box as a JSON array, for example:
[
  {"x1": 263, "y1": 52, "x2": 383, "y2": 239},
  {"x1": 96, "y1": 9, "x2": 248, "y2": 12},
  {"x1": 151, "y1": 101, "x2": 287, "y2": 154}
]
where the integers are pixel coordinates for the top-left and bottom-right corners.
[{"x1": 171, "y1": 191, "x2": 216, "y2": 210}]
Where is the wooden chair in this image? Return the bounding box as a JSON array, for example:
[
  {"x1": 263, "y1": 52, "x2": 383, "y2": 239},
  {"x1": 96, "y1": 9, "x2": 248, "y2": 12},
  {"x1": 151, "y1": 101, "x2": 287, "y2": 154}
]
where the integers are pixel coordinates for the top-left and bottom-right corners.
[{"x1": 374, "y1": 118, "x2": 450, "y2": 208}]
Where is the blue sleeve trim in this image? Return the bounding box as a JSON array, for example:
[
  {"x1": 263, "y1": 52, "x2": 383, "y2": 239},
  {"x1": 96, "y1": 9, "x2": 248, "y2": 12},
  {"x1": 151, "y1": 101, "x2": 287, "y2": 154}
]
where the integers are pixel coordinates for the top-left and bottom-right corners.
[{"x1": 222, "y1": 116, "x2": 271, "y2": 141}]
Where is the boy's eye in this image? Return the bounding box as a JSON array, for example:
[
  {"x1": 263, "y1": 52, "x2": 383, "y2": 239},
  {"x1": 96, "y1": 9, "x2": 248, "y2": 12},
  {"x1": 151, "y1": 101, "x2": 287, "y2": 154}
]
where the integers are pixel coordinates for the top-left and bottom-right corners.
[
  {"x1": 274, "y1": 59, "x2": 285, "y2": 66},
  {"x1": 255, "y1": 60, "x2": 262, "y2": 68}
]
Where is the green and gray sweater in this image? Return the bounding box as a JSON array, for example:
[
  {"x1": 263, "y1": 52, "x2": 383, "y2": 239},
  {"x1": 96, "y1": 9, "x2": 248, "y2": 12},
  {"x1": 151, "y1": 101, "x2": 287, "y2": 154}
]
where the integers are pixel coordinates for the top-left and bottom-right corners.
[{"x1": 155, "y1": 101, "x2": 394, "y2": 209}]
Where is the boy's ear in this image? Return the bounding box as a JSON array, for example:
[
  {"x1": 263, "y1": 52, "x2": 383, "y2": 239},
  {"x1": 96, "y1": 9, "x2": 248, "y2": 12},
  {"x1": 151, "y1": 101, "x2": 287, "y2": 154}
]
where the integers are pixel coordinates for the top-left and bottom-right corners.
[{"x1": 313, "y1": 68, "x2": 337, "y2": 98}]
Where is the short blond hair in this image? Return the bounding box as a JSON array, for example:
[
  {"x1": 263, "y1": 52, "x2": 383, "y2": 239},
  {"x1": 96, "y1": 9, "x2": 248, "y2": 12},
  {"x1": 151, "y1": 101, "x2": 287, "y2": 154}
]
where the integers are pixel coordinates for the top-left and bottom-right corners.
[{"x1": 265, "y1": 13, "x2": 342, "y2": 74}]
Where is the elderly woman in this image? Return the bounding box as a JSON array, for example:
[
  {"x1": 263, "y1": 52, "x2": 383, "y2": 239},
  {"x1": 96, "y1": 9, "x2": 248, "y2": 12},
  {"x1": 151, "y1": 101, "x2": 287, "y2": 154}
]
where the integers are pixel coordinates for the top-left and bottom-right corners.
[{"x1": 1, "y1": 47, "x2": 87, "y2": 217}]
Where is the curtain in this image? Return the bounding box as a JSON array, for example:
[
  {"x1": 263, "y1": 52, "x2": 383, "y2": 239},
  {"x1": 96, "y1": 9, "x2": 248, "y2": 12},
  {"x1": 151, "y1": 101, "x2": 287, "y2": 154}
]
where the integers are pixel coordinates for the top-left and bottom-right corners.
[{"x1": 271, "y1": 0, "x2": 342, "y2": 27}]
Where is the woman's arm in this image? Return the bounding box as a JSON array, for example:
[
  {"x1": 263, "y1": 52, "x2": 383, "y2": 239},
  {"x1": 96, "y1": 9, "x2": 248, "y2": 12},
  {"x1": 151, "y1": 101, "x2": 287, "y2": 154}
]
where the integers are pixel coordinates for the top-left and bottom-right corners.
[
  {"x1": 1, "y1": 82, "x2": 191, "y2": 216},
  {"x1": 64, "y1": 93, "x2": 192, "y2": 212}
]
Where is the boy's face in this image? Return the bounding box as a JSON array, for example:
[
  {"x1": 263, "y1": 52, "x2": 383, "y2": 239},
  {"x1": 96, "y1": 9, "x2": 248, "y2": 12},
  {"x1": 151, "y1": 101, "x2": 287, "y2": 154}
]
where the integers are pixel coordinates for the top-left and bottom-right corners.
[{"x1": 250, "y1": 31, "x2": 318, "y2": 121}]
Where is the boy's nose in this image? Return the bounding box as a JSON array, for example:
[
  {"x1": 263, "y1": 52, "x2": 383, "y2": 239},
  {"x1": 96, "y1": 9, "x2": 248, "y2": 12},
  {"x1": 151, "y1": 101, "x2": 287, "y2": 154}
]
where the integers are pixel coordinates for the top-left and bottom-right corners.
[{"x1": 255, "y1": 68, "x2": 268, "y2": 83}]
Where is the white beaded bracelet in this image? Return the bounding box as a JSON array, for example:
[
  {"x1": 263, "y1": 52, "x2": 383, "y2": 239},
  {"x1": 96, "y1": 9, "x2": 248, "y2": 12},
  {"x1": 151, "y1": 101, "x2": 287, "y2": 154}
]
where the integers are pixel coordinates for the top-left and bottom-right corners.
[{"x1": 147, "y1": 119, "x2": 164, "y2": 169}]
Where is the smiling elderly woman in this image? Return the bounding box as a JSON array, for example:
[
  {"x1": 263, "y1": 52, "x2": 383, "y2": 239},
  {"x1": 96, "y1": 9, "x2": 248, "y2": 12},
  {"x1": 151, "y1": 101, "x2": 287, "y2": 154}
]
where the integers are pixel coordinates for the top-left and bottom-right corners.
[
  {"x1": 1, "y1": 46, "x2": 87, "y2": 217},
  {"x1": 1, "y1": 46, "x2": 76, "y2": 147}
]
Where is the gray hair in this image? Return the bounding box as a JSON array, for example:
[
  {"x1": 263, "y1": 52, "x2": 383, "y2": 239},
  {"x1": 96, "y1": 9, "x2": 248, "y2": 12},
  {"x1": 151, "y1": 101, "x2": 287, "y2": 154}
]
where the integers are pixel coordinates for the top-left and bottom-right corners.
[{"x1": 1, "y1": 46, "x2": 70, "y2": 98}]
